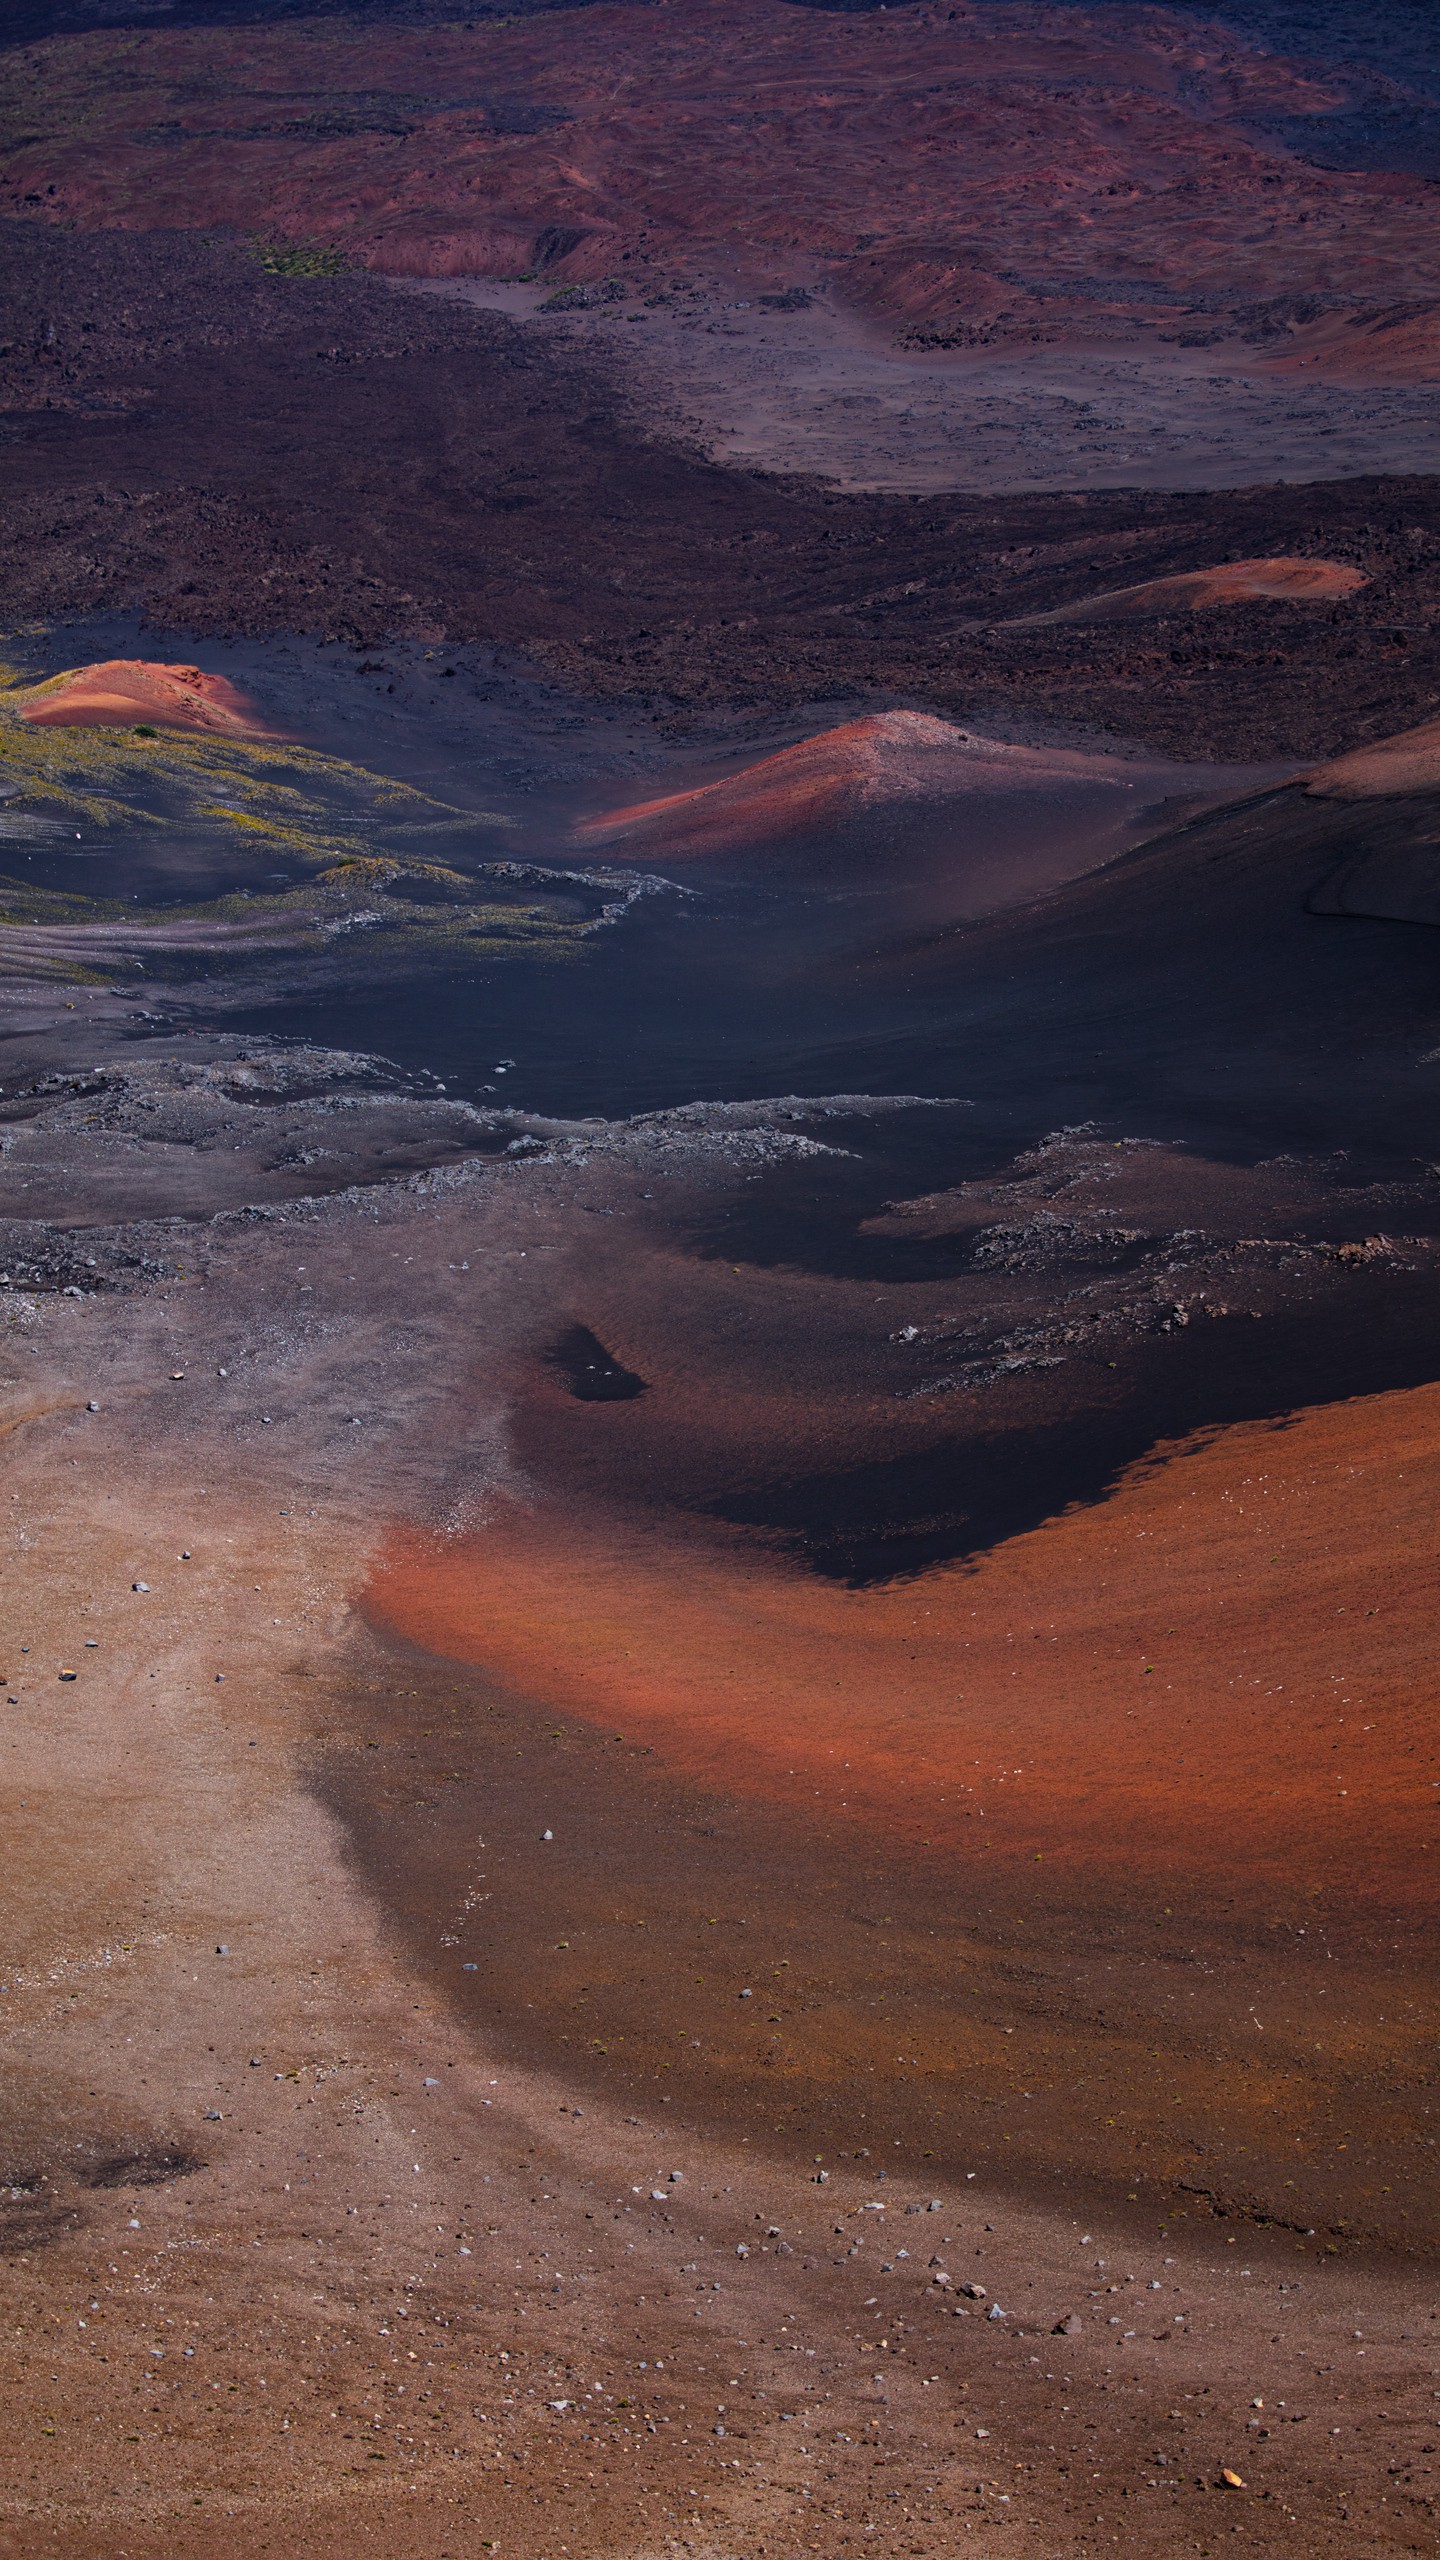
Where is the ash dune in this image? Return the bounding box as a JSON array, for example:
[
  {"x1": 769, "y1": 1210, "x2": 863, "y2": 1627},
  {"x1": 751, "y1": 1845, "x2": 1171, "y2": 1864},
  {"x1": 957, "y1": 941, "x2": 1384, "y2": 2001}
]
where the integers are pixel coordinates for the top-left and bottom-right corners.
[
  {"x1": 18, "y1": 657, "x2": 288, "y2": 741},
  {"x1": 1008, "y1": 553, "x2": 1368, "y2": 625},
  {"x1": 1307, "y1": 706, "x2": 1440, "y2": 798},
  {"x1": 1301, "y1": 710, "x2": 1440, "y2": 916},
  {"x1": 369, "y1": 1377, "x2": 1438, "y2": 1910}
]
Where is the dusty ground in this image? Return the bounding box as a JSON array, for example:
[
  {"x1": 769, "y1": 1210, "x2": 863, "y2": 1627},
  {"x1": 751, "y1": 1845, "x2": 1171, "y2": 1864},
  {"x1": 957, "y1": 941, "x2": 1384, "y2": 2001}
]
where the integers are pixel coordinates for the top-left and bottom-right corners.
[
  {"x1": 0, "y1": 5, "x2": 1437, "y2": 2552},
  {"x1": 424, "y1": 275, "x2": 1440, "y2": 496},
  {"x1": 1, "y1": 1078, "x2": 1437, "y2": 2560}
]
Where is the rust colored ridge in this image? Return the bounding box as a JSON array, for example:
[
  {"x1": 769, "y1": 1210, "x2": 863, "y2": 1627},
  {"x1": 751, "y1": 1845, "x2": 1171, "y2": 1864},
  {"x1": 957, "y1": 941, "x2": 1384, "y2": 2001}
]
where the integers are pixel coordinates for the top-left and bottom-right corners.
[
  {"x1": 1270, "y1": 300, "x2": 1440, "y2": 387},
  {"x1": 577, "y1": 711, "x2": 1144, "y2": 855},
  {"x1": 17, "y1": 659, "x2": 288, "y2": 741},
  {"x1": 366, "y1": 1379, "x2": 1439, "y2": 1916},
  {"x1": 1307, "y1": 710, "x2": 1440, "y2": 799},
  {"x1": 6, "y1": 0, "x2": 1440, "y2": 358},
  {"x1": 1011, "y1": 556, "x2": 1368, "y2": 628}
]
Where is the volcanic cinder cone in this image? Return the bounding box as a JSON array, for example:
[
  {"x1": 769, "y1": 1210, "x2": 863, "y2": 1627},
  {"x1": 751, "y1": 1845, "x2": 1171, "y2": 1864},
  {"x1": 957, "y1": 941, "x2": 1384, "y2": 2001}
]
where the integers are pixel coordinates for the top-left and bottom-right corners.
[
  {"x1": 1307, "y1": 708, "x2": 1440, "y2": 798},
  {"x1": 18, "y1": 658, "x2": 289, "y2": 741}
]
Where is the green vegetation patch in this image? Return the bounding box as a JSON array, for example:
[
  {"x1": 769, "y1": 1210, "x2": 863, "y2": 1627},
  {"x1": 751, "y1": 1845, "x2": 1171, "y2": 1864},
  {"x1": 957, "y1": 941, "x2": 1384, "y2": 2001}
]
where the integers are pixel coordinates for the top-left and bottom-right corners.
[
  {"x1": 251, "y1": 237, "x2": 350, "y2": 279},
  {"x1": 0, "y1": 661, "x2": 513, "y2": 867}
]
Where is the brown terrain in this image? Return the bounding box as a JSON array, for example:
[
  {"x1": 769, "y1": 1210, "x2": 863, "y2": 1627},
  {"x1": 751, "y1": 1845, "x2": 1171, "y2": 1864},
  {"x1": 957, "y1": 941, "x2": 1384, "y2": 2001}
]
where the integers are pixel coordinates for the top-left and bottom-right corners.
[
  {"x1": 0, "y1": 3, "x2": 1438, "y2": 2556},
  {"x1": 0, "y1": 223, "x2": 1438, "y2": 764},
  {"x1": 5, "y1": 0, "x2": 1440, "y2": 365},
  {"x1": 1307, "y1": 706, "x2": 1440, "y2": 796},
  {"x1": 1, "y1": 1072, "x2": 1438, "y2": 2560}
]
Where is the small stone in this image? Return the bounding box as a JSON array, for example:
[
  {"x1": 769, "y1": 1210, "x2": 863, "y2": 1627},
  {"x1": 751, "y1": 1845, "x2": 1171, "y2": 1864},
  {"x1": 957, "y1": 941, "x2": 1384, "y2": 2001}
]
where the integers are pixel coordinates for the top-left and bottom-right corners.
[
  {"x1": 1222, "y1": 2469, "x2": 1245, "y2": 2490},
  {"x1": 961, "y1": 2282, "x2": 986, "y2": 2301},
  {"x1": 58, "y1": 1669, "x2": 77, "y2": 1682},
  {"x1": 987, "y1": 2302, "x2": 1006, "y2": 2320},
  {"x1": 86, "y1": 1400, "x2": 99, "y2": 1413},
  {"x1": 541, "y1": 1828, "x2": 553, "y2": 1842},
  {"x1": 1054, "y1": 2313, "x2": 1082, "y2": 2336},
  {"x1": 132, "y1": 1581, "x2": 150, "y2": 1593}
]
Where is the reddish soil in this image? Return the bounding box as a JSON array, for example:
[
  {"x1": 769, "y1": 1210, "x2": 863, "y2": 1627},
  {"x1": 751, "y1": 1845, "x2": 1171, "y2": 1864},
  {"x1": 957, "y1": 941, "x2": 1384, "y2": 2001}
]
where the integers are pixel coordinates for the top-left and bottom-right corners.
[
  {"x1": 0, "y1": 1119, "x2": 1433, "y2": 2560},
  {"x1": 367, "y1": 1382, "x2": 1438, "y2": 1915},
  {"x1": 0, "y1": 13, "x2": 1436, "y2": 2554},
  {"x1": 1277, "y1": 298, "x2": 1440, "y2": 385},
  {"x1": 575, "y1": 711, "x2": 1173, "y2": 856},
  {"x1": 5, "y1": 0, "x2": 1440, "y2": 370},
  {"x1": 1012, "y1": 554, "x2": 1369, "y2": 623},
  {"x1": 16, "y1": 657, "x2": 286, "y2": 739},
  {"x1": 1308, "y1": 707, "x2": 1440, "y2": 797}
]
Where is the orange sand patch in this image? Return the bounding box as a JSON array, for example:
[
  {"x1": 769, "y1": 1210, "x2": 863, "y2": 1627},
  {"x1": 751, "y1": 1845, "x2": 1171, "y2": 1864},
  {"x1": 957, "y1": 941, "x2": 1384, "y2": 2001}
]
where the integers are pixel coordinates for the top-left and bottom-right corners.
[
  {"x1": 577, "y1": 712, "x2": 1147, "y2": 855},
  {"x1": 1015, "y1": 556, "x2": 1367, "y2": 625},
  {"x1": 368, "y1": 1381, "x2": 1439, "y2": 1914},
  {"x1": 18, "y1": 659, "x2": 287, "y2": 741},
  {"x1": 1307, "y1": 710, "x2": 1440, "y2": 799}
]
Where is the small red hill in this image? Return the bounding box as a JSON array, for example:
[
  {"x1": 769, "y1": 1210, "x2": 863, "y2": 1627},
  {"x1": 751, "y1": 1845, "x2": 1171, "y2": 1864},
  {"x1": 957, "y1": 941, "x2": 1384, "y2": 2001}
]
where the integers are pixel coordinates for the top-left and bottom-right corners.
[
  {"x1": 1011, "y1": 557, "x2": 1367, "y2": 627},
  {"x1": 576, "y1": 711, "x2": 1148, "y2": 859},
  {"x1": 18, "y1": 659, "x2": 287, "y2": 742}
]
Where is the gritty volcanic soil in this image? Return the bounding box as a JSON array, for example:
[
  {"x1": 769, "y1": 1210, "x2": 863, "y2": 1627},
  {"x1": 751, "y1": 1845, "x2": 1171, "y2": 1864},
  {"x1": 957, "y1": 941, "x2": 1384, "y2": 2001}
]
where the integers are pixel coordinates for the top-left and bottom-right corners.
[
  {"x1": 1, "y1": 1042, "x2": 1439, "y2": 2560},
  {"x1": 2, "y1": 7, "x2": 1439, "y2": 2554},
  {"x1": 8, "y1": 0, "x2": 1440, "y2": 358},
  {"x1": 1, "y1": 720, "x2": 1439, "y2": 2560},
  {"x1": 0, "y1": 223, "x2": 1439, "y2": 762}
]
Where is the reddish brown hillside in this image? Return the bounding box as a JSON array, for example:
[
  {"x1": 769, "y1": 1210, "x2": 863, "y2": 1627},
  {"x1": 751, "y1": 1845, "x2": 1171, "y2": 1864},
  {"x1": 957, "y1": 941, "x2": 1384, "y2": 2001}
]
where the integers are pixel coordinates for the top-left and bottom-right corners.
[{"x1": 4, "y1": 0, "x2": 1439, "y2": 362}]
